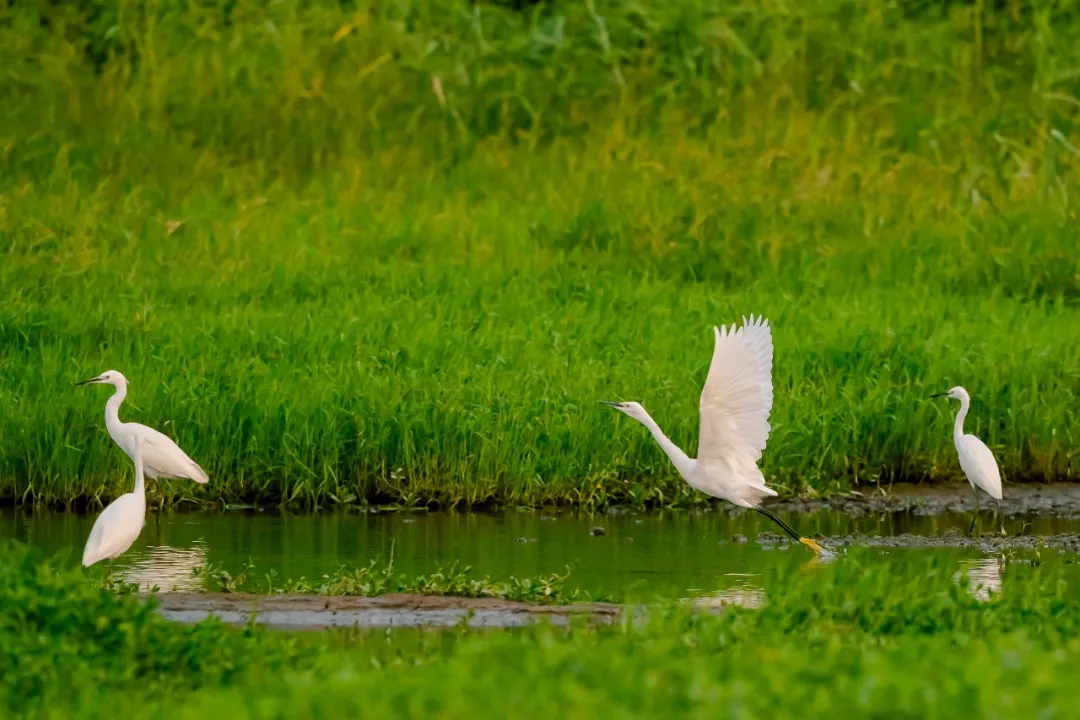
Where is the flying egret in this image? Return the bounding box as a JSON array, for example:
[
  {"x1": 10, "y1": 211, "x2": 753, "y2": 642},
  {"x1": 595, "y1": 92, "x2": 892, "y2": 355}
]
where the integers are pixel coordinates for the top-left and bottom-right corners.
[
  {"x1": 930, "y1": 386, "x2": 1004, "y2": 535},
  {"x1": 83, "y1": 436, "x2": 146, "y2": 566},
  {"x1": 77, "y1": 370, "x2": 210, "y2": 487},
  {"x1": 600, "y1": 315, "x2": 824, "y2": 554}
]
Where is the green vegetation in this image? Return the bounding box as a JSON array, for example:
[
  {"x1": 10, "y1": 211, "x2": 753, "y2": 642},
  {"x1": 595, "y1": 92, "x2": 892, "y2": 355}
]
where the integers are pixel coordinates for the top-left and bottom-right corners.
[
  {"x1": 2, "y1": 0, "x2": 1079, "y2": 509},
  {"x1": 192, "y1": 557, "x2": 591, "y2": 603},
  {"x1": 0, "y1": 540, "x2": 309, "y2": 717},
  {"x1": 6, "y1": 540, "x2": 1080, "y2": 717}
]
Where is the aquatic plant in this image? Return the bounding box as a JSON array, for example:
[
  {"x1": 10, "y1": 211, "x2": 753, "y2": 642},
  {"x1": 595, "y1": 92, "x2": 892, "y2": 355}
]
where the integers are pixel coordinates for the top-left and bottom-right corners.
[{"x1": 193, "y1": 556, "x2": 593, "y2": 604}]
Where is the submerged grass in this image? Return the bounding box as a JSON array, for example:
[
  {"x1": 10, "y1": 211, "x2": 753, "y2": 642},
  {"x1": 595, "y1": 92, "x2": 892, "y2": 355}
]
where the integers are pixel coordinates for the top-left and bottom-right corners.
[
  {"x1": 7, "y1": 540, "x2": 1080, "y2": 717},
  {"x1": 1, "y1": 1, "x2": 1079, "y2": 509}
]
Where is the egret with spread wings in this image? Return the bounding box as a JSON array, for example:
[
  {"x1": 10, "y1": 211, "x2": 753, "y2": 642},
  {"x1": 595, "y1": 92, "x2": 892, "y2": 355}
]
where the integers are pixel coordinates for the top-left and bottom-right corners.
[{"x1": 600, "y1": 315, "x2": 823, "y2": 554}]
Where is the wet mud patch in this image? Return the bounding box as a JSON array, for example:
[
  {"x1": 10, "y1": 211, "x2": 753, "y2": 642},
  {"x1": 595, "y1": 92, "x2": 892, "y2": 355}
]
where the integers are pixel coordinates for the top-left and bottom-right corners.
[
  {"x1": 827, "y1": 531, "x2": 1080, "y2": 554},
  {"x1": 152, "y1": 592, "x2": 623, "y2": 630},
  {"x1": 763, "y1": 484, "x2": 1080, "y2": 518}
]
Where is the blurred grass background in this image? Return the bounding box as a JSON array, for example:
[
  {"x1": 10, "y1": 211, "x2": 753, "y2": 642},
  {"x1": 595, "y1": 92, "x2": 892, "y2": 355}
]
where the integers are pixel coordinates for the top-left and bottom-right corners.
[{"x1": 0, "y1": 0, "x2": 1078, "y2": 508}]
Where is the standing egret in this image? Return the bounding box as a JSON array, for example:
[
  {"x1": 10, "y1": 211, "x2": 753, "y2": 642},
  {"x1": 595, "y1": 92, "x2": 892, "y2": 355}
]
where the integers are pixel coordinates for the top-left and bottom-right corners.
[
  {"x1": 930, "y1": 386, "x2": 1004, "y2": 535},
  {"x1": 600, "y1": 315, "x2": 824, "y2": 554},
  {"x1": 77, "y1": 370, "x2": 210, "y2": 487},
  {"x1": 83, "y1": 437, "x2": 146, "y2": 566}
]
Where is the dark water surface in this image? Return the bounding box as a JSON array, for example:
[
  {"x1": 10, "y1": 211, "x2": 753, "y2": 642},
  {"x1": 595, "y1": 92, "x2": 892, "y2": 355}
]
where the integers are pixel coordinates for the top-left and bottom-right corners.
[{"x1": 4, "y1": 506, "x2": 1079, "y2": 602}]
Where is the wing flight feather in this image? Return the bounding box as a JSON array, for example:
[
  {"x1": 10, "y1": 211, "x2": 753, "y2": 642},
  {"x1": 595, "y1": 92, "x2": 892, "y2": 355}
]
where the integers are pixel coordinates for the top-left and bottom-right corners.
[{"x1": 697, "y1": 315, "x2": 774, "y2": 462}]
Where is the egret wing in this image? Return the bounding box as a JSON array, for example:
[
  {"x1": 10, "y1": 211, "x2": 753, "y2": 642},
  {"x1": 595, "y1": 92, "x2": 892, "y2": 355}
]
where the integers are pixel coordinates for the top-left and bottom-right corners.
[
  {"x1": 132, "y1": 424, "x2": 209, "y2": 483},
  {"x1": 957, "y1": 434, "x2": 1002, "y2": 500},
  {"x1": 697, "y1": 315, "x2": 774, "y2": 461}
]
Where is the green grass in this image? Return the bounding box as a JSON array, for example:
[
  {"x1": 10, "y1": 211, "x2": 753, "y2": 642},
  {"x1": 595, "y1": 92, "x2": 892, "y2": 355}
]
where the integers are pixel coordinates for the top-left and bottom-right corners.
[
  {"x1": 7, "y1": 540, "x2": 1080, "y2": 717},
  {"x1": 1, "y1": 0, "x2": 1079, "y2": 509},
  {"x1": 186, "y1": 557, "x2": 592, "y2": 603}
]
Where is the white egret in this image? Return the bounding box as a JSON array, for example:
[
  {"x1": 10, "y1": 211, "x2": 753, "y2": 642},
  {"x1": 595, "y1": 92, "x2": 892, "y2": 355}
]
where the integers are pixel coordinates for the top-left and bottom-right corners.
[
  {"x1": 83, "y1": 437, "x2": 146, "y2": 566},
  {"x1": 77, "y1": 370, "x2": 209, "y2": 486},
  {"x1": 930, "y1": 386, "x2": 1004, "y2": 535},
  {"x1": 601, "y1": 315, "x2": 824, "y2": 554}
]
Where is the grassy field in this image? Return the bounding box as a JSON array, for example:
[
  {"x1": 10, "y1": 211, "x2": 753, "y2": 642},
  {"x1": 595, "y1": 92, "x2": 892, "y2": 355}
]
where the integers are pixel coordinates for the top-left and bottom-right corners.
[
  {"x1": 5, "y1": 540, "x2": 1080, "y2": 717},
  {"x1": 2, "y1": 1, "x2": 1079, "y2": 509}
]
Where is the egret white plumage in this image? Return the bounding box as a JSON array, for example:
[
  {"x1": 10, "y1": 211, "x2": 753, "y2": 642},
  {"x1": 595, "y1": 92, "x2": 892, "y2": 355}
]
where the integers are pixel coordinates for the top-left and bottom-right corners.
[
  {"x1": 600, "y1": 315, "x2": 823, "y2": 554},
  {"x1": 931, "y1": 385, "x2": 1004, "y2": 535},
  {"x1": 77, "y1": 370, "x2": 209, "y2": 486},
  {"x1": 83, "y1": 436, "x2": 146, "y2": 566}
]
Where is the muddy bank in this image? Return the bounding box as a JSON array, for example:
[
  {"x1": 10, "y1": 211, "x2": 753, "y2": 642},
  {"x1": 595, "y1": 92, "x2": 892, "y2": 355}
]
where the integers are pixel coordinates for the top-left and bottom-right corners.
[
  {"x1": 152, "y1": 592, "x2": 623, "y2": 630},
  {"x1": 735, "y1": 528, "x2": 1080, "y2": 554},
  {"x1": 758, "y1": 483, "x2": 1080, "y2": 518},
  {"x1": 822, "y1": 531, "x2": 1080, "y2": 554}
]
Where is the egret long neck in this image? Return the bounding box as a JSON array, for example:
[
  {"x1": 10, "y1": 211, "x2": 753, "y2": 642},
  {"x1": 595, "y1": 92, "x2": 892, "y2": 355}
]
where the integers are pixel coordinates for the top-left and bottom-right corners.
[
  {"x1": 132, "y1": 437, "x2": 146, "y2": 501},
  {"x1": 953, "y1": 394, "x2": 970, "y2": 444},
  {"x1": 105, "y1": 383, "x2": 127, "y2": 438},
  {"x1": 637, "y1": 412, "x2": 695, "y2": 479},
  {"x1": 133, "y1": 453, "x2": 145, "y2": 499}
]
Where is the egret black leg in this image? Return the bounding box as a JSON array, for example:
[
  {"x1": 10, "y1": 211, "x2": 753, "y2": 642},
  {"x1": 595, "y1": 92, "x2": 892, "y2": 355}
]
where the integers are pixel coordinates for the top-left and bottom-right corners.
[
  {"x1": 753, "y1": 506, "x2": 823, "y2": 554},
  {"x1": 969, "y1": 486, "x2": 981, "y2": 537},
  {"x1": 995, "y1": 499, "x2": 1005, "y2": 536}
]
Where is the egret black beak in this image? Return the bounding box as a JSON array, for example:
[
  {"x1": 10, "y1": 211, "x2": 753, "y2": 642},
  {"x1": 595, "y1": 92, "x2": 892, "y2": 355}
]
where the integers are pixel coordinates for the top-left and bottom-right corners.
[
  {"x1": 929, "y1": 392, "x2": 949, "y2": 398},
  {"x1": 598, "y1": 401, "x2": 620, "y2": 407},
  {"x1": 76, "y1": 377, "x2": 99, "y2": 386}
]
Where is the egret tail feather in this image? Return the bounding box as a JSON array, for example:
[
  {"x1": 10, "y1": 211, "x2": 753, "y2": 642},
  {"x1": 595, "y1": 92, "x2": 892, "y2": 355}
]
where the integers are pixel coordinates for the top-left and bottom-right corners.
[{"x1": 189, "y1": 462, "x2": 209, "y2": 484}]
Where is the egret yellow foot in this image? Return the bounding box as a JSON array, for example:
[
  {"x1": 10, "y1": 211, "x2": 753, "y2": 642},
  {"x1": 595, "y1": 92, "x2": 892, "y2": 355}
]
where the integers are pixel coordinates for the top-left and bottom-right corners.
[{"x1": 799, "y1": 537, "x2": 824, "y2": 554}]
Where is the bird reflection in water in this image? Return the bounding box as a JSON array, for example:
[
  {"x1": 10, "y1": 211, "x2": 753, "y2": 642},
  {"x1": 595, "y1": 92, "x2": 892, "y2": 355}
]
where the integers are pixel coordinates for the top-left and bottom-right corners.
[
  {"x1": 954, "y1": 557, "x2": 1003, "y2": 602},
  {"x1": 689, "y1": 576, "x2": 767, "y2": 611},
  {"x1": 115, "y1": 541, "x2": 209, "y2": 592}
]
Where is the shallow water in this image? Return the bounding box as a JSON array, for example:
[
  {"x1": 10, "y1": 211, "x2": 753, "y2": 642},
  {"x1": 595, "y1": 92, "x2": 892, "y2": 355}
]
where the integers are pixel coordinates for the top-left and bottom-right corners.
[{"x1": 5, "y1": 504, "x2": 1080, "y2": 606}]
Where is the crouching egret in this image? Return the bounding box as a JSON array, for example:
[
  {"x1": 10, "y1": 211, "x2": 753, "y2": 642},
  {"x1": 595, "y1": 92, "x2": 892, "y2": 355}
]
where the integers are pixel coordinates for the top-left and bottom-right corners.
[
  {"x1": 83, "y1": 437, "x2": 146, "y2": 566},
  {"x1": 601, "y1": 315, "x2": 824, "y2": 554},
  {"x1": 77, "y1": 370, "x2": 209, "y2": 486},
  {"x1": 931, "y1": 386, "x2": 1004, "y2": 535}
]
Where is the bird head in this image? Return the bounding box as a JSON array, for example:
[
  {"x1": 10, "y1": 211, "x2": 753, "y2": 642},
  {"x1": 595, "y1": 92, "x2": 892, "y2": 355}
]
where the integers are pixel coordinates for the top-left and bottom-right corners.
[
  {"x1": 598, "y1": 400, "x2": 649, "y2": 423},
  {"x1": 930, "y1": 386, "x2": 968, "y2": 402},
  {"x1": 76, "y1": 370, "x2": 129, "y2": 389}
]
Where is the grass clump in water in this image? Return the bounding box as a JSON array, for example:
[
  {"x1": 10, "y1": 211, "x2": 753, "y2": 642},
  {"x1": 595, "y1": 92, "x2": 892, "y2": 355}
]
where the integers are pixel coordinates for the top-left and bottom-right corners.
[
  {"x1": 192, "y1": 557, "x2": 591, "y2": 604},
  {"x1": 0, "y1": 1, "x2": 1078, "y2": 509}
]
